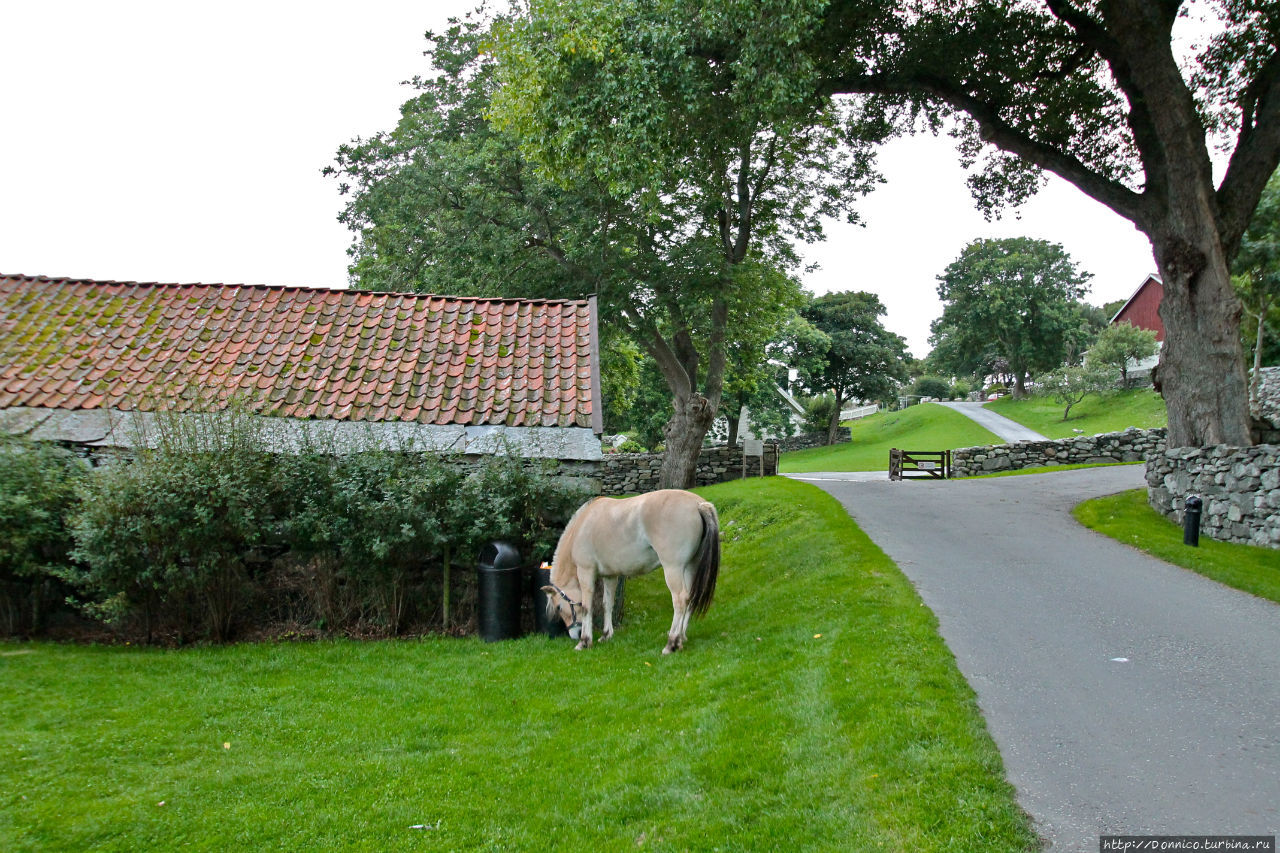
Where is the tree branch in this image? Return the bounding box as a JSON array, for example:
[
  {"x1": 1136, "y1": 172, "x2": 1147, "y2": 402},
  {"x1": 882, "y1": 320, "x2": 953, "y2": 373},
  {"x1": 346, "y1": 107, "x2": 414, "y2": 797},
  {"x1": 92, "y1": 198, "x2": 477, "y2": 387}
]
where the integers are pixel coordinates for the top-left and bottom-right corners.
[
  {"x1": 1217, "y1": 52, "x2": 1280, "y2": 255},
  {"x1": 825, "y1": 71, "x2": 1149, "y2": 226}
]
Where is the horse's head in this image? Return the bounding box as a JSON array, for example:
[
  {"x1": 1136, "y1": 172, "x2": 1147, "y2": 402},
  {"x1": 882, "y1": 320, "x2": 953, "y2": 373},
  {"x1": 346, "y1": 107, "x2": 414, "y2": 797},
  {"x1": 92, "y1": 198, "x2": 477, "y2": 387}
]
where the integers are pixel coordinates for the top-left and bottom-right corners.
[{"x1": 540, "y1": 583, "x2": 583, "y2": 640}]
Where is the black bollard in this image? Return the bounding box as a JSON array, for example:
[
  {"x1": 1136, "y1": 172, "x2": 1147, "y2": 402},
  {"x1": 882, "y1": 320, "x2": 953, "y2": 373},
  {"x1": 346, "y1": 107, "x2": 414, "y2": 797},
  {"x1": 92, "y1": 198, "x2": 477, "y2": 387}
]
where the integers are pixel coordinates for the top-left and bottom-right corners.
[{"x1": 1182, "y1": 495, "x2": 1203, "y2": 547}]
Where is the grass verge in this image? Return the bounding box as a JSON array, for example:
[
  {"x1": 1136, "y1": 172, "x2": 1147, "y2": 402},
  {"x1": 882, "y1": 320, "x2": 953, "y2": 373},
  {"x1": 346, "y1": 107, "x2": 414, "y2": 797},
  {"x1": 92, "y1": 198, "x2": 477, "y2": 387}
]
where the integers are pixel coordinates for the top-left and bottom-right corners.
[
  {"x1": 1, "y1": 478, "x2": 1036, "y2": 852},
  {"x1": 1074, "y1": 489, "x2": 1280, "y2": 604},
  {"x1": 782, "y1": 403, "x2": 1001, "y2": 473},
  {"x1": 986, "y1": 388, "x2": 1167, "y2": 439}
]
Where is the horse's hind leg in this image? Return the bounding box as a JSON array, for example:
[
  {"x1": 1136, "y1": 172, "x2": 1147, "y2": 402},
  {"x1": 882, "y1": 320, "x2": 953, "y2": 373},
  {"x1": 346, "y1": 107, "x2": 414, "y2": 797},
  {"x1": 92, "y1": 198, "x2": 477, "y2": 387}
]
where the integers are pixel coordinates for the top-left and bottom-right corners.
[
  {"x1": 600, "y1": 575, "x2": 620, "y2": 641},
  {"x1": 662, "y1": 564, "x2": 691, "y2": 654}
]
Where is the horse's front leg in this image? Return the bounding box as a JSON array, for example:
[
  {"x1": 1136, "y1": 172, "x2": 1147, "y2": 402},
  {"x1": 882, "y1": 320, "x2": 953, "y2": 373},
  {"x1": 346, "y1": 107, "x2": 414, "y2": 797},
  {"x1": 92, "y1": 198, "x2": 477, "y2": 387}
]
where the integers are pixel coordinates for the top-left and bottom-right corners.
[
  {"x1": 600, "y1": 575, "x2": 620, "y2": 642},
  {"x1": 574, "y1": 567, "x2": 595, "y2": 650}
]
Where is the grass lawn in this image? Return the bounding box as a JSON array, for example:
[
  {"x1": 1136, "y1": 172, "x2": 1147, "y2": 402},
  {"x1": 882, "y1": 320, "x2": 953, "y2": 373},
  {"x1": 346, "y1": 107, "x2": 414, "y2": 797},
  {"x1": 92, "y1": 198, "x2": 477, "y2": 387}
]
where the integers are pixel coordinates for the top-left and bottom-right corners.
[
  {"x1": 781, "y1": 403, "x2": 1002, "y2": 473},
  {"x1": 986, "y1": 388, "x2": 1167, "y2": 439},
  {"x1": 1, "y1": 478, "x2": 1036, "y2": 852},
  {"x1": 1074, "y1": 489, "x2": 1280, "y2": 604}
]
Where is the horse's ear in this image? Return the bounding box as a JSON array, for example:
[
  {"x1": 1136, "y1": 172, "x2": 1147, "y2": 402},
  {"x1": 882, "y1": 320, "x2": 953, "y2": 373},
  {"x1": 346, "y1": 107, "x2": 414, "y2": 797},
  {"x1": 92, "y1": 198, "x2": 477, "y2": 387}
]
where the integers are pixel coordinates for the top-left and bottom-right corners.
[{"x1": 540, "y1": 585, "x2": 557, "y2": 596}]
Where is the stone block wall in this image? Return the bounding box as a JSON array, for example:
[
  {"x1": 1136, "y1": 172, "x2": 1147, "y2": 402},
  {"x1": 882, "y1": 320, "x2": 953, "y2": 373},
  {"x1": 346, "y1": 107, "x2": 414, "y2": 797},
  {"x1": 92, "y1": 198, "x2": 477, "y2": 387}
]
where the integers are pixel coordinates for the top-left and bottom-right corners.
[
  {"x1": 952, "y1": 428, "x2": 1166, "y2": 477},
  {"x1": 1146, "y1": 444, "x2": 1280, "y2": 549},
  {"x1": 776, "y1": 427, "x2": 851, "y2": 453},
  {"x1": 599, "y1": 444, "x2": 779, "y2": 495},
  {"x1": 1254, "y1": 366, "x2": 1280, "y2": 443}
]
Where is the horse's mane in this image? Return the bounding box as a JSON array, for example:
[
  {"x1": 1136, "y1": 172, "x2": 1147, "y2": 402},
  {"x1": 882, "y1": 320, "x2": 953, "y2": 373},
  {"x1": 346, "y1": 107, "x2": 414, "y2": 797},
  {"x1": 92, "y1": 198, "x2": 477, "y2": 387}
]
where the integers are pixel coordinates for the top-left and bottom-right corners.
[{"x1": 550, "y1": 496, "x2": 605, "y2": 585}]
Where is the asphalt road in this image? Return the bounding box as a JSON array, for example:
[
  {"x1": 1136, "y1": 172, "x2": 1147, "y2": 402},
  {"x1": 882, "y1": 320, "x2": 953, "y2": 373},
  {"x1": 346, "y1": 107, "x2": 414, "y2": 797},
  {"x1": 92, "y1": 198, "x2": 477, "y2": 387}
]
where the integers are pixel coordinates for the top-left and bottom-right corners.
[
  {"x1": 802, "y1": 466, "x2": 1280, "y2": 851},
  {"x1": 936, "y1": 400, "x2": 1050, "y2": 442}
]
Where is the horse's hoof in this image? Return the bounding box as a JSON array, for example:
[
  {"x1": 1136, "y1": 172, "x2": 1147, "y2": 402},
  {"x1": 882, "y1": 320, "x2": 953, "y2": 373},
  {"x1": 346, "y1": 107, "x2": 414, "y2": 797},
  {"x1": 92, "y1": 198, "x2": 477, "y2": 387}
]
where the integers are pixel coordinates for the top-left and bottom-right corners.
[
  {"x1": 661, "y1": 646, "x2": 673, "y2": 655},
  {"x1": 600, "y1": 630, "x2": 613, "y2": 642}
]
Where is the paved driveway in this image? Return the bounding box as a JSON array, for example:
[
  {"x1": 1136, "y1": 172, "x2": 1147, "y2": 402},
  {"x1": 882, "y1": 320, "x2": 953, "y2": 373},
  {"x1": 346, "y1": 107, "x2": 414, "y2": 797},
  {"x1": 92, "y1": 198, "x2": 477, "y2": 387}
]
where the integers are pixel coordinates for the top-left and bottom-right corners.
[
  {"x1": 936, "y1": 400, "x2": 1050, "y2": 442},
  {"x1": 802, "y1": 466, "x2": 1280, "y2": 851}
]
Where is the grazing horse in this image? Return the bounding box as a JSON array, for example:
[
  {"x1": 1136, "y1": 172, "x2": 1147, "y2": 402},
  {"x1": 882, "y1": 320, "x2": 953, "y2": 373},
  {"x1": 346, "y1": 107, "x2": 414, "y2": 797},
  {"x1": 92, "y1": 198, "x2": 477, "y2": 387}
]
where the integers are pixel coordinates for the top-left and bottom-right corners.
[{"x1": 542, "y1": 489, "x2": 719, "y2": 653}]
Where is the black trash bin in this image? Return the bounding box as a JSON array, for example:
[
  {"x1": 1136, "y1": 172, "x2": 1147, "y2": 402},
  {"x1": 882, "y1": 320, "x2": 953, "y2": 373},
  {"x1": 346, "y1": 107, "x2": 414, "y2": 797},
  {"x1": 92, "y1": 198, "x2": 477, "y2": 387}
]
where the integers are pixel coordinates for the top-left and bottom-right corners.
[{"x1": 477, "y1": 541, "x2": 523, "y2": 642}]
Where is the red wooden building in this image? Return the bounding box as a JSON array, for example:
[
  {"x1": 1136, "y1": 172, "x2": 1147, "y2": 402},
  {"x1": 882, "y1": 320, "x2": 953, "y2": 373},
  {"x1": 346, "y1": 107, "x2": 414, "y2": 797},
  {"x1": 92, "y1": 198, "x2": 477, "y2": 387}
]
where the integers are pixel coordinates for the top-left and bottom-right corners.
[{"x1": 1110, "y1": 273, "x2": 1165, "y2": 341}]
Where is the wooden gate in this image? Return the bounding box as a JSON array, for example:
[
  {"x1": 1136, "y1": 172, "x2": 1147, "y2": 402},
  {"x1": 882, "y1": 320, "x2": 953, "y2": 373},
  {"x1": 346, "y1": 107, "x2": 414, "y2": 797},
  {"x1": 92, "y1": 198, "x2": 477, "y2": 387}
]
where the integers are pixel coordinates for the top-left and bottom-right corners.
[{"x1": 889, "y1": 448, "x2": 952, "y2": 480}]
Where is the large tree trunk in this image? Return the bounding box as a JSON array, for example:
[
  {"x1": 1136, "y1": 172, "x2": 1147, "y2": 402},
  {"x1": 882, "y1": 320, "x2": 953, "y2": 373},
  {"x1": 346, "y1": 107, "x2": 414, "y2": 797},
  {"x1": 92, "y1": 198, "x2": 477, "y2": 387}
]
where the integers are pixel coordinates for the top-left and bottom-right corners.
[
  {"x1": 659, "y1": 393, "x2": 717, "y2": 490},
  {"x1": 1152, "y1": 230, "x2": 1253, "y2": 448}
]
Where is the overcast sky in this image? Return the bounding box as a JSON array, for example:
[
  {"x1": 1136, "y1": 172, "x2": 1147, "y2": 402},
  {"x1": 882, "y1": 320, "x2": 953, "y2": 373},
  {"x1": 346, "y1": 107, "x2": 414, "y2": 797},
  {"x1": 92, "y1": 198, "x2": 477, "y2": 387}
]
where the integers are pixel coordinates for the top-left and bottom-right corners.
[{"x1": 1, "y1": 1, "x2": 1157, "y2": 356}]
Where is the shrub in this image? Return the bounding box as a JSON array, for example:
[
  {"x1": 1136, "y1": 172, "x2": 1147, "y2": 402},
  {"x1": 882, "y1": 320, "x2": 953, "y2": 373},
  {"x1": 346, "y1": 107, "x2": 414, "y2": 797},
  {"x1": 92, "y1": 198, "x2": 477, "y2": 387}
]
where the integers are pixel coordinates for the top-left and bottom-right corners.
[
  {"x1": 68, "y1": 409, "x2": 288, "y2": 642},
  {"x1": 951, "y1": 380, "x2": 971, "y2": 399},
  {"x1": 802, "y1": 394, "x2": 838, "y2": 435},
  {"x1": 0, "y1": 436, "x2": 85, "y2": 634},
  {"x1": 910, "y1": 375, "x2": 952, "y2": 400},
  {"x1": 61, "y1": 405, "x2": 592, "y2": 643}
]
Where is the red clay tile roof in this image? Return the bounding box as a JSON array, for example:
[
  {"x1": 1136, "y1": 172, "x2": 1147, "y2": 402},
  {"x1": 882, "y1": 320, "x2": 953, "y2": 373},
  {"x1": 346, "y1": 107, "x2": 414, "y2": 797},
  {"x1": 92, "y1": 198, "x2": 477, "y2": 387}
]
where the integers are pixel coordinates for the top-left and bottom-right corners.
[{"x1": 0, "y1": 275, "x2": 602, "y2": 431}]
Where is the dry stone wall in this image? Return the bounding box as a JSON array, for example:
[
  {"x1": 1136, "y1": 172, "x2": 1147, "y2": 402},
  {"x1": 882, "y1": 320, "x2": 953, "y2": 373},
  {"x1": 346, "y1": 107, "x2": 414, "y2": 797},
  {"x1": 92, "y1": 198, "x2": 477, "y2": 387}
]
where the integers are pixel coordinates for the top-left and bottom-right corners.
[
  {"x1": 599, "y1": 444, "x2": 779, "y2": 495},
  {"x1": 776, "y1": 427, "x2": 852, "y2": 453},
  {"x1": 1146, "y1": 444, "x2": 1280, "y2": 549},
  {"x1": 952, "y1": 428, "x2": 1166, "y2": 477}
]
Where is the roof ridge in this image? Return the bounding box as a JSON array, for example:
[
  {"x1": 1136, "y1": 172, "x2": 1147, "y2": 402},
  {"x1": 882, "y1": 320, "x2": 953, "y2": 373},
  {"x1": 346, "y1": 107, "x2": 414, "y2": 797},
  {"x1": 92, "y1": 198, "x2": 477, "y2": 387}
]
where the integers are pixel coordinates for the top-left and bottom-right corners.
[{"x1": 0, "y1": 274, "x2": 591, "y2": 305}]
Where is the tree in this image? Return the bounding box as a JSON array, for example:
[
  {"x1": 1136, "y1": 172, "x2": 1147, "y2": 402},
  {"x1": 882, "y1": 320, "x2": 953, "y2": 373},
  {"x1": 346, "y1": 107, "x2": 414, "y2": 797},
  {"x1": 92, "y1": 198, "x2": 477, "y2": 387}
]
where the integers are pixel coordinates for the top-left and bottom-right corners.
[
  {"x1": 797, "y1": 291, "x2": 908, "y2": 444},
  {"x1": 332, "y1": 8, "x2": 861, "y2": 489},
  {"x1": 805, "y1": 0, "x2": 1280, "y2": 447},
  {"x1": 928, "y1": 238, "x2": 1091, "y2": 397},
  {"x1": 489, "y1": 0, "x2": 886, "y2": 487},
  {"x1": 1090, "y1": 321, "x2": 1160, "y2": 389},
  {"x1": 1038, "y1": 363, "x2": 1112, "y2": 420},
  {"x1": 1233, "y1": 169, "x2": 1280, "y2": 414}
]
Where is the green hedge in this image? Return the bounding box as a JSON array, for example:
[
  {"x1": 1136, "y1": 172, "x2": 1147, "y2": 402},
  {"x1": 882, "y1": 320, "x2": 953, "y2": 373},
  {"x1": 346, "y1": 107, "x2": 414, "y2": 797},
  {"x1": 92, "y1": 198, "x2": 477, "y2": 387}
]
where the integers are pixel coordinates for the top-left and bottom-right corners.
[{"x1": 2, "y1": 416, "x2": 589, "y2": 643}]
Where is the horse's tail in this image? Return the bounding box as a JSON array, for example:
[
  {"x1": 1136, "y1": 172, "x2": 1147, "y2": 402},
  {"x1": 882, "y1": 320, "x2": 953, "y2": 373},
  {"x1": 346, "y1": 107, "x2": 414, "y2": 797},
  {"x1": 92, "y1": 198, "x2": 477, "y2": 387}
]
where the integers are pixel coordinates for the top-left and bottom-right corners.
[{"x1": 689, "y1": 501, "x2": 720, "y2": 616}]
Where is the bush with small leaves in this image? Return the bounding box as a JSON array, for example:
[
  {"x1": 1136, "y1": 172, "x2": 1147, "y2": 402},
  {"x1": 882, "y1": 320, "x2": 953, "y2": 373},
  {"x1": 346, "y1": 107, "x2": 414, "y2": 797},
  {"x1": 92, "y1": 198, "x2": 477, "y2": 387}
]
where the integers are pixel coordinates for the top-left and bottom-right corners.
[{"x1": 0, "y1": 435, "x2": 84, "y2": 634}]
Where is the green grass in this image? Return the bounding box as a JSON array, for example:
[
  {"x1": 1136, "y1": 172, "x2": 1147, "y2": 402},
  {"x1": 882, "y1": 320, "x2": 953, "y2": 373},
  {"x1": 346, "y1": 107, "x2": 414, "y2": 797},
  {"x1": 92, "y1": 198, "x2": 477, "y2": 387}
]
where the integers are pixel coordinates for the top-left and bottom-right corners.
[
  {"x1": 781, "y1": 403, "x2": 1002, "y2": 473},
  {"x1": 986, "y1": 388, "x2": 1167, "y2": 439},
  {"x1": 1074, "y1": 489, "x2": 1280, "y2": 604},
  {"x1": 1, "y1": 478, "x2": 1036, "y2": 852}
]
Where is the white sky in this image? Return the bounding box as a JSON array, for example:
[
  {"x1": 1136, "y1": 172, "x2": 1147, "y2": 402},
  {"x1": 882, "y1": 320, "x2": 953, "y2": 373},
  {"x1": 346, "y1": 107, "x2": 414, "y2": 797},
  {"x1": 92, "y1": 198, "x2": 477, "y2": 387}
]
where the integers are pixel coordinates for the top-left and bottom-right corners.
[{"x1": 0, "y1": 0, "x2": 1156, "y2": 357}]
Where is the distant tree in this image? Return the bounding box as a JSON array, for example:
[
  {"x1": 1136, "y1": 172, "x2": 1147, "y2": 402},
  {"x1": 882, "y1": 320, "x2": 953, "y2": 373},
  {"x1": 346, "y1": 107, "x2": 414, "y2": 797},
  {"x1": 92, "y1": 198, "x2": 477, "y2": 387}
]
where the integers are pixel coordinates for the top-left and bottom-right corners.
[
  {"x1": 797, "y1": 291, "x2": 908, "y2": 444},
  {"x1": 910, "y1": 375, "x2": 952, "y2": 400},
  {"x1": 1090, "y1": 322, "x2": 1160, "y2": 389},
  {"x1": 1233, "y1": 170, "x2": 1280, "y2": 413},
  {"x1": 1038, "y1": 364, "x2": 1112, "y2": 421},
  {"x1": 929, "y1": 238, "x2": 1091, "y2": 397}
]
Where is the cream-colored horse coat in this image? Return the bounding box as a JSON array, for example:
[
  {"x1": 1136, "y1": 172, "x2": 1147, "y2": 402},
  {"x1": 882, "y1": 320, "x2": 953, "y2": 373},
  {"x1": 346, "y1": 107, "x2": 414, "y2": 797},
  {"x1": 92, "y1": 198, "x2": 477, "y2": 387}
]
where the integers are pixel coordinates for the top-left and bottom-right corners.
[{"x1": 543, "y1": 489, "x2": 719, "y2": 653}]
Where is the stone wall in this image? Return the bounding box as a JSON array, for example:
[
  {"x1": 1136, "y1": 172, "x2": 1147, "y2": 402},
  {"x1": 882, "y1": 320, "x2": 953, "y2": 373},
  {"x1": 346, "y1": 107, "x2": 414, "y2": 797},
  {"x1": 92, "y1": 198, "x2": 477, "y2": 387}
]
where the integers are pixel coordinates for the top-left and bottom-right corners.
[
  {"x1": 776, "y1": 427, "x2": 851, "y2": 453},
  {"x1": 1254, "y1": 366, "x2": 1280, "y2": 443},
  {"x1": 599, "y1": 444, "x2": 779, "y2": 495},
  {"x1": 1146, "y1": 444, "x2": 1280, "y2": 549},
  {"x1": 952, "y1": 428, "x2": 1166, "y2": 477}
]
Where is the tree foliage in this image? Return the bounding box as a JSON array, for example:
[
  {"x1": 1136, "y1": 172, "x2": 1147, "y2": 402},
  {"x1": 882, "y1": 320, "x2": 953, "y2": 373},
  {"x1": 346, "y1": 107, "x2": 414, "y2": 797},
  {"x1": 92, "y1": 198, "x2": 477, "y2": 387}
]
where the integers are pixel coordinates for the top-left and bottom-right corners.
[
  {"x1": 928, "y1": 238, "x2": 1091, "y2": 396},
  {"x1": 1037, "y1": 363, "x2": 1112, "y2": 421},
  {"x1": 489, "y1": 0, "x2": 888, "y2": 485},
  {"x1": 1090, "y1": 321, "x2": 1159, "y2": 389},
  {"x1": 800, "y1": 0, "x2": 1280, "y2": 446},
  {"x1": 1233, "y1": 168, "x2": 1280, "y2": 411},
  {"x1": 797, "y1": 290, "x2": 908, "y2": 443}
]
